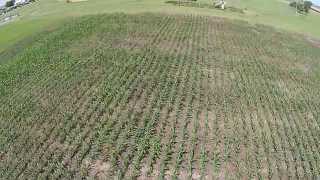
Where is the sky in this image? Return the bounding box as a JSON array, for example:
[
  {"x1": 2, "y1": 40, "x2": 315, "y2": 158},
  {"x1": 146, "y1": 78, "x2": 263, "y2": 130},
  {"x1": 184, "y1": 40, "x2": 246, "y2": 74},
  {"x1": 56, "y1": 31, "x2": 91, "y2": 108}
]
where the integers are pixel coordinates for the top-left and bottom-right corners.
[
  {"x1": 0, "y1": 0, "x2": 5, "y2": 7},
  {"x1": 0, "y1": 0, "x2": 8, "y2": 7},
  {"x1": 312, "y1": 0, "x2": 320, "y2": 5}
]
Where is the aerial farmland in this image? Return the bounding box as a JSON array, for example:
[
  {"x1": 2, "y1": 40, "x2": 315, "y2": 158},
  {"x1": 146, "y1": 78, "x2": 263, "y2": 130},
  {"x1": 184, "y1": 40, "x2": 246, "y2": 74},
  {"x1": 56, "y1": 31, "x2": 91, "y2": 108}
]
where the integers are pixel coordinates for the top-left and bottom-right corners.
[{"x1": 0, "y1": 0, "x2": 319, "y2": 179}]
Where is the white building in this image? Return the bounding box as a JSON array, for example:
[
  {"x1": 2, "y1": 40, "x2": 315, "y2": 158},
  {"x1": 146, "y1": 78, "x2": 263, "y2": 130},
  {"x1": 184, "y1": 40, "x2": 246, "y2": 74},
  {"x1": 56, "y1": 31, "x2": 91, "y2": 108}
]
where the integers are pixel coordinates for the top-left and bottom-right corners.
[{"x1": 15, "y1": 0, "x2": 29, "y2": 5}]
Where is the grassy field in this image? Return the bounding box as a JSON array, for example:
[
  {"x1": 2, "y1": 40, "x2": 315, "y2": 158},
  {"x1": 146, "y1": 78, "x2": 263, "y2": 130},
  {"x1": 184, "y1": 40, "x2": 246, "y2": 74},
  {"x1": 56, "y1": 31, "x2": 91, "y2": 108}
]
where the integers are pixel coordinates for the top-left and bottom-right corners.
[
  {"x1": 0, "y1": 0, "x2": 320, "y2": 53},
  {"x1": 0, "y1": 13, "x2": 319, "y2": 179}
]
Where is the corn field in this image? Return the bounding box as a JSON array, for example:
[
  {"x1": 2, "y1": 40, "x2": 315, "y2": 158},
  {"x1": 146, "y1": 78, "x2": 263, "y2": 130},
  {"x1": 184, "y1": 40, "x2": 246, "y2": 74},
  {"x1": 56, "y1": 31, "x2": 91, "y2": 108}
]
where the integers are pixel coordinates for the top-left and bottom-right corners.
[{"x1": 0, "y1": 13, "x2": 319, "y2": 179}]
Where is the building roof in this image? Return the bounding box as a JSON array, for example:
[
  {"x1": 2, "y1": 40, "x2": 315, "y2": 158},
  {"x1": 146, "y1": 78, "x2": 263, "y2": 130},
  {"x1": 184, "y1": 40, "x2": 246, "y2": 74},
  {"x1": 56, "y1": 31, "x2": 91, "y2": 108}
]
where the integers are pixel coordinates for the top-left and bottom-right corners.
[{"x1": 311, "y1": 5, "x2": 320, "y2": 13}]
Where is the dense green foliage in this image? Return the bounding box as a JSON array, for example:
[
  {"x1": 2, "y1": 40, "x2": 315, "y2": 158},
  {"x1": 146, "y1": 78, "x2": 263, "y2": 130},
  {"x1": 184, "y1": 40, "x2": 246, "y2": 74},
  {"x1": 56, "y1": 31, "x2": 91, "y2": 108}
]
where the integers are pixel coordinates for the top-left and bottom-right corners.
[
  {"x1": 289, "y1": 1, "x2": 313, "y2": 13},
  {"x1": 0, "y1": 14, "x2": 319, "y2": 179},
  {"x1": 5, "y1": 0, "x2": 15, "y2": 7}
]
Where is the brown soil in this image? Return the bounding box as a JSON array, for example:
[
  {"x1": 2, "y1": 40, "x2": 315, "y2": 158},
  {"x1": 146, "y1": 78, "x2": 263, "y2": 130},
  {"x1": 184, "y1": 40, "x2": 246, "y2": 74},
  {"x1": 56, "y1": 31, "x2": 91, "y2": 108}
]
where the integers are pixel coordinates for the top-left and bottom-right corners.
[
  {"x1": 306, "y1": 36, "x2": 320, "y2": 48},
  {"x1": 88, "y1": 159, "x2": 111, "y2": 179}
]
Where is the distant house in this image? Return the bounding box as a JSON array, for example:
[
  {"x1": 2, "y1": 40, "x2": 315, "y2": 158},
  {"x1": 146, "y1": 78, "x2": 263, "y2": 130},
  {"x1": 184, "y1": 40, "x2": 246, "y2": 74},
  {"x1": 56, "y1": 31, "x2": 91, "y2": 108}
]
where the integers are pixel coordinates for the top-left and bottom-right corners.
[
  {"x1": 311, "y1": 5, "x2": 320, "y2": 13},
  {"x1": 14, "y1": 0, "x2": 29, "y2": 5}
]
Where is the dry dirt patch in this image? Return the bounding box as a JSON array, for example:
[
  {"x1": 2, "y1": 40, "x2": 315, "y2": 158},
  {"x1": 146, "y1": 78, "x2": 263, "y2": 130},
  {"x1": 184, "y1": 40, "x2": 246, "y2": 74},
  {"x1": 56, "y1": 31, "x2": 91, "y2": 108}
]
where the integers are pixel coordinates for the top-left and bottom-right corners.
[
  {"x1": 88, "y1": 159, "x2": 111, "y2": 179},
  {"x1": 306, "y1": 36, "x2": 320, "y2": 48}
]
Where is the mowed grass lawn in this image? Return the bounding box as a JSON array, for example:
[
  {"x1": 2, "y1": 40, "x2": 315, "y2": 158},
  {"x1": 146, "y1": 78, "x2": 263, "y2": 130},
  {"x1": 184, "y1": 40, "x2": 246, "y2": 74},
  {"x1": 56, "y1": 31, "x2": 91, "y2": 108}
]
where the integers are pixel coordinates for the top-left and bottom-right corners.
[
  {"x1": 0, "y1": 13, "x2": 319, "y2": 179},
  {"x1": 0, "y1": 0, "x2": 320, "y2": 53}
]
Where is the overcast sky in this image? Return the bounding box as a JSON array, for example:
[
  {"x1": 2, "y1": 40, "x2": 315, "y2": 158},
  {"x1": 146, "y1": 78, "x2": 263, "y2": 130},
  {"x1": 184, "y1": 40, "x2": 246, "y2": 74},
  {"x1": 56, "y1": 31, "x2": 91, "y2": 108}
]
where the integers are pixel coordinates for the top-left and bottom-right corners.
[
  {"x1": 313, "y1": 0, "x2": 320, "y2": 5},
  {"x1": 0, "y1": 0, "x2": 5, "y2": 7}
]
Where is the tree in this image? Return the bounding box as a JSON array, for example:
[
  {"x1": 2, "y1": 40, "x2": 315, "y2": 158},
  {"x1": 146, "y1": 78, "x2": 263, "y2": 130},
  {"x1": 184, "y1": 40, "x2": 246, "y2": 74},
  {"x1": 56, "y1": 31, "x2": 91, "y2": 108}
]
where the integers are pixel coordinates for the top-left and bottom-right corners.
[
  {"x1": 5, "y1": 0, "x2": 15, "y2": 7},
  {"x1": 304, "y1": 1, "x2": 313, "y2": 13},
  {"x1": 289, "y1": 0, "x2": 313, "y2": 14}
]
